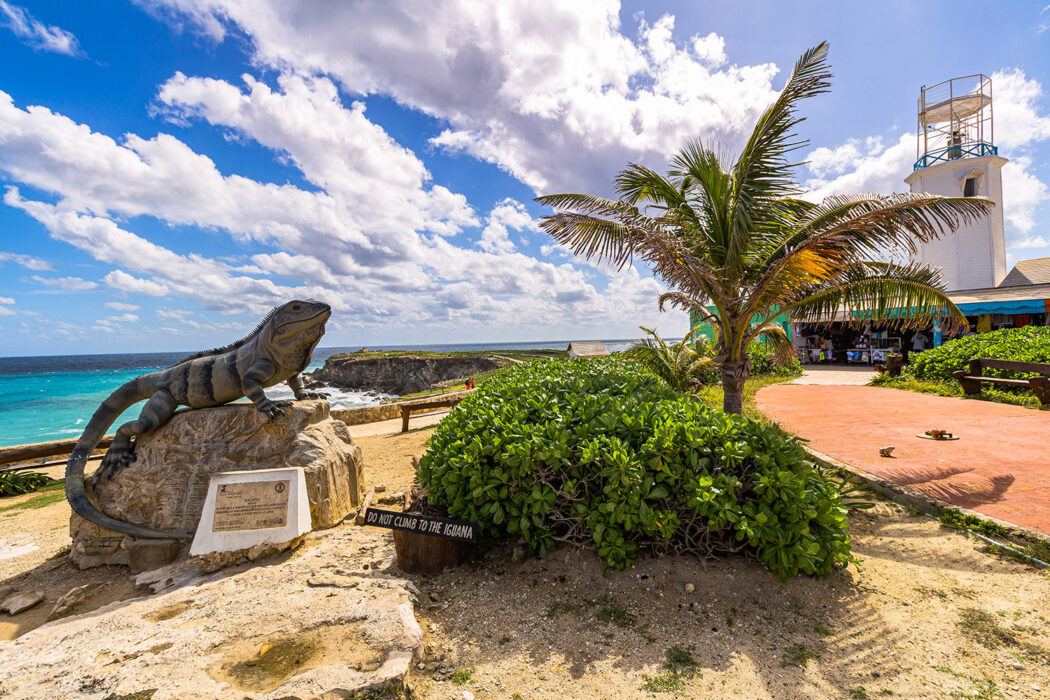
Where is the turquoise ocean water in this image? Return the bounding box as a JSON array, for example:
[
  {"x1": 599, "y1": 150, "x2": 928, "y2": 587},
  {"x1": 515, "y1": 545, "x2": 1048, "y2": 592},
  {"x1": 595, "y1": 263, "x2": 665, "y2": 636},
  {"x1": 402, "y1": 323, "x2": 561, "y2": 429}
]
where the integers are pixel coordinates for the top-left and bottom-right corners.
[{"x1": 0, "y1": 340, "x2": 634, "y2": 447}]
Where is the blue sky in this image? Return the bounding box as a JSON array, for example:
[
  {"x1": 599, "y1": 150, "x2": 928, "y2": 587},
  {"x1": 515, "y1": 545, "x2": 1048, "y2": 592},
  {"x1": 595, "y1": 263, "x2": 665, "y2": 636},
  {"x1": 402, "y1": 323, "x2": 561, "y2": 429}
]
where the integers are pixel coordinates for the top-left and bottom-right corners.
[{"x1": 1, "y1": 1, "x2": 1049, "y2": 356}]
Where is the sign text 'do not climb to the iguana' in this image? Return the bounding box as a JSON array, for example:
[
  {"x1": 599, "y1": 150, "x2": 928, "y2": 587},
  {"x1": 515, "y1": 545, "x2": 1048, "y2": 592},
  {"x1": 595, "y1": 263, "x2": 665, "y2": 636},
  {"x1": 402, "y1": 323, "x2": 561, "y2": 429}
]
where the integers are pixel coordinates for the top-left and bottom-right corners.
[{"x1": 363, "y1": 508, "x2": 477, "y2": 543}]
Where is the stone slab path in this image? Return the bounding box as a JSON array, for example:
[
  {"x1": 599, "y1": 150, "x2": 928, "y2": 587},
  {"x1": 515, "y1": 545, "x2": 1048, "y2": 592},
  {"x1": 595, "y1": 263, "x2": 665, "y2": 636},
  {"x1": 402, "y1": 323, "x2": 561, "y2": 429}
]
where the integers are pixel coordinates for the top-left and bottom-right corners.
[{"x1": 757, "y1": 384, "x2": 1050, "y2": 535}]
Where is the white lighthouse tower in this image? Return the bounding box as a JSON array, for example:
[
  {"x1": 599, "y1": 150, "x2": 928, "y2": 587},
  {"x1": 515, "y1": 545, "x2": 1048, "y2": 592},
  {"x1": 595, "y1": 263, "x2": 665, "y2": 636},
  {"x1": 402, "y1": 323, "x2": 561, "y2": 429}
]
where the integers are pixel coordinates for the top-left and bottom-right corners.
[{"x1": 904, "y1": 74, "x2": 1007, "y2": 291}]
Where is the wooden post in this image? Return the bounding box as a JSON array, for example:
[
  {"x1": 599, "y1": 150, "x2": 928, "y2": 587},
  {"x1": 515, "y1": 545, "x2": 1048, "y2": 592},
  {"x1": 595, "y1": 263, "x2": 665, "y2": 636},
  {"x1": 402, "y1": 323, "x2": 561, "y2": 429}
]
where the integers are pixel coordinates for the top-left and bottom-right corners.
[
  {"x1": 392, "y1": 529, "x2": 468, "y2": 573},
  {"x1": 1029, "y1": 376, "x2": 1050, "y2": 409},
  {"x1": 401, "y1": 407, "x2": 411, "y2": 433}
]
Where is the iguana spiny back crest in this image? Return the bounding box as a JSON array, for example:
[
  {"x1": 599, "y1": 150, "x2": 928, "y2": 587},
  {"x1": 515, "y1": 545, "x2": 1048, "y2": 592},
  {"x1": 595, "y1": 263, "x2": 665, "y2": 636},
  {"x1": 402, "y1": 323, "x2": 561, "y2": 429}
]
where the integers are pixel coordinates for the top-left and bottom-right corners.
[{"x1": 66, "y1": 299, "x2": 332, "y2": 540}]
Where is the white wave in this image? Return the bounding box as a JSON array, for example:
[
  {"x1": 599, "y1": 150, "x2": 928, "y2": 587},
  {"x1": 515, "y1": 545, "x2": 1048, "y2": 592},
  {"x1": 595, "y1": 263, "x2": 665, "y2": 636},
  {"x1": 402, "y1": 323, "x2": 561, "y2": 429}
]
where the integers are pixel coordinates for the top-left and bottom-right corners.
[{"x1": 264, "y1": 384, "x2": 390, "y2": 410}]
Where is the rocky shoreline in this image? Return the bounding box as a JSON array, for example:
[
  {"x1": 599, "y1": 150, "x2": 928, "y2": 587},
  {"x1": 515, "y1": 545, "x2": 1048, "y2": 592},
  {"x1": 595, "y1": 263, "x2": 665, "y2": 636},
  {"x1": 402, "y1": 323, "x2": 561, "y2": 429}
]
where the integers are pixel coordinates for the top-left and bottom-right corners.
[{"x1": 306, "y1": 352, "x2": 504, "y2": 395}]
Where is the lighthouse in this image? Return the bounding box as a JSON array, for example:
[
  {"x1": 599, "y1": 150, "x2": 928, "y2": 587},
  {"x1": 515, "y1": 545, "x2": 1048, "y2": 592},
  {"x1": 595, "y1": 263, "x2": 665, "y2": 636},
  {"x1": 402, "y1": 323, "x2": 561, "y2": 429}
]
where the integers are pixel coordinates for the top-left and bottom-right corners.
[{"x1": 904, "y1": 74, "x2": 1007, "y2": 291}]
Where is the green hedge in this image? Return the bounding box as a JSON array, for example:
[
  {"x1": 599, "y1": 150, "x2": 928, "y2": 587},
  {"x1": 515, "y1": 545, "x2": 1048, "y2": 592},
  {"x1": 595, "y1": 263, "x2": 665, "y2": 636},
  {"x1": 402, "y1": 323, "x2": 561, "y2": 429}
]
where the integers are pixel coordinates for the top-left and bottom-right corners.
[
  {"x1": 417, "y1": 358, "x2": 852, "y2": 581},
  {"x1": 907, "y1": 327, "x2": 1050, "y2": 381}
]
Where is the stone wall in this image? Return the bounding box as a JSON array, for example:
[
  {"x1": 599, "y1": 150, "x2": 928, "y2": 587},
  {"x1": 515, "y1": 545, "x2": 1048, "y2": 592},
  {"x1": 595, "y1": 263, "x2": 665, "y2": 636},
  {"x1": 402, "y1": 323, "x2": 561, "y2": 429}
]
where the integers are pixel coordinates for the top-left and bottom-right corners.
[
  {"x1": 332, "y1": 390, "x2": 472, "y2": 425},
  {"x1": 70, "y1": 400, "x2": 363, "y2": 569}
]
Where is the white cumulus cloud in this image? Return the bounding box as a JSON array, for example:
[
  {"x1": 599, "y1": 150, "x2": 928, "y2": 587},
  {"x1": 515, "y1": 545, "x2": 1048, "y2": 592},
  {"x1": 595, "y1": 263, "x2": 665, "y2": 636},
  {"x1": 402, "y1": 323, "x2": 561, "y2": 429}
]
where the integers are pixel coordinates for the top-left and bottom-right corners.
[{"x1": 141, "y1": 0, "x2": 782, "y2": 195}]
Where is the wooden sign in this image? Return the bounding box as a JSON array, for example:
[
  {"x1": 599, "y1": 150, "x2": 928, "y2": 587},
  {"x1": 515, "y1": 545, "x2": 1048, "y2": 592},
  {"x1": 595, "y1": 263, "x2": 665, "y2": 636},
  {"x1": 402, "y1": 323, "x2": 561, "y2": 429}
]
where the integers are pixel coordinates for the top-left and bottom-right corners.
[
  {"x1": 363, "y1": 508, "x2": 477, "y2": 543},
  {"x1": 212, "y1": 479, "x2": 290, "y2": 532}
]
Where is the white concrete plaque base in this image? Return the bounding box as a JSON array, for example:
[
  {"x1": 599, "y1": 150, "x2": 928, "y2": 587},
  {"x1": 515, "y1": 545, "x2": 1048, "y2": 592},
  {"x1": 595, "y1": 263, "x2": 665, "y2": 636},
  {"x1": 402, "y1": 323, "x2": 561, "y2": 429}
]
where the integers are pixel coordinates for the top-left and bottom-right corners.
[{"x1": 189, "y1": 468, "x2": 312, "y2": 556}]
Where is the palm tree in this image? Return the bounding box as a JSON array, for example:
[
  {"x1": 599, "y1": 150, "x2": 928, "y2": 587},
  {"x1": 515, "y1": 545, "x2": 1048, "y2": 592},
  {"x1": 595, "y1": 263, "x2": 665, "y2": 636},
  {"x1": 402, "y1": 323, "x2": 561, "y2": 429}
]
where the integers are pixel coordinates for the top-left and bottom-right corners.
[
  {"x1": 625, "y1": 327, "x2": 713, "y2": 392},
  {"x1": 536, "y1": 43, "x2": 991, "y2": 414}
]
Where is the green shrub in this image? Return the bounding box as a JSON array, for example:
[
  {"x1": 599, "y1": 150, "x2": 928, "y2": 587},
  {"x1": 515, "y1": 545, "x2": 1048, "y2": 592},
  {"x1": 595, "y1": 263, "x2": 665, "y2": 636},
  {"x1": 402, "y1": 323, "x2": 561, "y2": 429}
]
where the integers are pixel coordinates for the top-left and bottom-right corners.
[
  {"x1": 748, "y1": 341, "x2": 802, "y2": 376},
  {"x1": 0, "y1": 470, "x2": 57, "y2": 497},
  {"x1": 683, "y1": 337, "x2": 801, "y2": 386},
  {"x1": 417, "y1": 358, "x2": 853, "y2": 581},
  {"x1": 906, "y1": 327, "x2": 1050, "y2": 382}
]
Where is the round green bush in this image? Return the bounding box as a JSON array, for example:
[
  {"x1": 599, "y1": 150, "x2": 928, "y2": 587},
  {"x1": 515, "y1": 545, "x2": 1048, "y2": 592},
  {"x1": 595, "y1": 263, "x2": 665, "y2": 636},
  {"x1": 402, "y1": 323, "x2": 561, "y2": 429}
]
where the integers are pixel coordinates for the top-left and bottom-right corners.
[
  {"x1": 907, "y1": 327, "x2": 1050, "y2": 381},
  {"x1": 417, "y1": 358, "x2": 853, "y2": 581}
]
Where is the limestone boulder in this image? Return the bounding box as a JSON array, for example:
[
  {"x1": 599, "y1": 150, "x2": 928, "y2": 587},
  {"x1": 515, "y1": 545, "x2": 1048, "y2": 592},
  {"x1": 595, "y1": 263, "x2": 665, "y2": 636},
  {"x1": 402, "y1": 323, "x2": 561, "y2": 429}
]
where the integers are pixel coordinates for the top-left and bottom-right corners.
[
  {"x1": 0, "y1": 528, "x2": 424, "y2": 699},
  {"x1": 70, "y1": 400, "x2": 363, "y2": 569}
]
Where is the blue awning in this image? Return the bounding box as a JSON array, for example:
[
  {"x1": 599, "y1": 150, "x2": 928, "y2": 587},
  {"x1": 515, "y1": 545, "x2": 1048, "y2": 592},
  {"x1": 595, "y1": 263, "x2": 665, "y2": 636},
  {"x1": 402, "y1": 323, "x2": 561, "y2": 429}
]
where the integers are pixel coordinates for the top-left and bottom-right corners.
[{"x1": 955, "y1": 299, "x2": 1047, "y2": 315}]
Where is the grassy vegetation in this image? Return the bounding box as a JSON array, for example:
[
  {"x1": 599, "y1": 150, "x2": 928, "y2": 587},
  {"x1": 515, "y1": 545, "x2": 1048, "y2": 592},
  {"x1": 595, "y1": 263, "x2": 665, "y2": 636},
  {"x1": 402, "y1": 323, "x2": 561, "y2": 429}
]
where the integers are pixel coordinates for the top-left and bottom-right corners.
[
  {"x1": 869, "y1": 374, "x2": 1043, "y2": 410},
  {"x1": 449, "y1": 667, "x2": 476, "y2": 685},
  {"x1": 694, "y1": 372, "x2": 802, "y2": 421},
  {"x1": 939, "y1": 510, "x2": 1050, "y2": 567},
  {"x1": 0, "y1": 479, "x2": 66, "y2": 515},
  {"x1": 957, "y1": 608, "x2": 1048, "y2": 661}
]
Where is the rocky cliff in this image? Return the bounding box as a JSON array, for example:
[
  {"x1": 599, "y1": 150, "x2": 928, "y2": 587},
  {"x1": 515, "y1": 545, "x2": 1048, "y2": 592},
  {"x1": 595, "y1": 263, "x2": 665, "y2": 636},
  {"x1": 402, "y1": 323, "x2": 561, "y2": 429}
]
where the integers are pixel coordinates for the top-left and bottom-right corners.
[{"x1": 307, "y1": 354, "x2": 502, "y2": 395}]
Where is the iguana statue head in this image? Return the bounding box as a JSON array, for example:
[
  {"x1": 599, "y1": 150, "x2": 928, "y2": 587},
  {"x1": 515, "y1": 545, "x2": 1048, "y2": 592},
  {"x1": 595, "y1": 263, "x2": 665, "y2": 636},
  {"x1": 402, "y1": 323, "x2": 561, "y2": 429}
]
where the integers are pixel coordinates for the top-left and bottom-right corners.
[{"x1": 266, "y1": 299, "x2": 332, "y2": 371}]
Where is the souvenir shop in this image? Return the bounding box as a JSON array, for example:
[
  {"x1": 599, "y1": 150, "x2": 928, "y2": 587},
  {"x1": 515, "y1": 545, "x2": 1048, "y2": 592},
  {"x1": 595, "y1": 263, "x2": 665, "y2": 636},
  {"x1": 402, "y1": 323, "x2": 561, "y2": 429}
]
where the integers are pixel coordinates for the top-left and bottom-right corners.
[{"x1": 793, "y1": 322, "x2": 905, "y2": 365}]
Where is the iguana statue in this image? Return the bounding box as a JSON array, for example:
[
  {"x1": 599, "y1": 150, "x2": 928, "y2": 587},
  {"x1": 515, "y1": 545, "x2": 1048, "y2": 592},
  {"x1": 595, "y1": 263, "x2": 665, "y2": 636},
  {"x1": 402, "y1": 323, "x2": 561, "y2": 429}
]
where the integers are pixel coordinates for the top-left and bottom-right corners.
[{"x1": 66, "y1": 299, "x2": 332, "y2": 540}]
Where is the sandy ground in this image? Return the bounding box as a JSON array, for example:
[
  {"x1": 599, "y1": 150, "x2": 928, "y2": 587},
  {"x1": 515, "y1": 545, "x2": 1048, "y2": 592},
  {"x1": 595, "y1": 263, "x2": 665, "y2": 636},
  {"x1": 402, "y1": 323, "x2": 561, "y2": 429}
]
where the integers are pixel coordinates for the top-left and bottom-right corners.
[{"x1": 2, "y1": 422, "x2": 1049, "y2": 699}]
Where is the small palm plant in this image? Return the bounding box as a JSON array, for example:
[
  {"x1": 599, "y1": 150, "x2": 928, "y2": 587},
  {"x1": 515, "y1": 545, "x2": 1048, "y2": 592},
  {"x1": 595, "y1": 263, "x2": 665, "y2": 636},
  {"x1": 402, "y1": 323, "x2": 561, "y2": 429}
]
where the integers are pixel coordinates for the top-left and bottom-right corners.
[
  {"x1": 537, "y1": 43, "x2": 990, "y2": 414},
  {"x1": 625, "y1": 327, "x2": 713, "y2": 392}
]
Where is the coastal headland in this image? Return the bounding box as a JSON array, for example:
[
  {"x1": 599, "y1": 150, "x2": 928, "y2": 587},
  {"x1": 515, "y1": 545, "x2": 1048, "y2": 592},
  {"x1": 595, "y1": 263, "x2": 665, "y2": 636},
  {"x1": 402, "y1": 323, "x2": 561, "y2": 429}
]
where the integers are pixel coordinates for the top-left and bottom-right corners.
[{"x1": 306, "y1": 348, "x2": 562, "y2": 397}]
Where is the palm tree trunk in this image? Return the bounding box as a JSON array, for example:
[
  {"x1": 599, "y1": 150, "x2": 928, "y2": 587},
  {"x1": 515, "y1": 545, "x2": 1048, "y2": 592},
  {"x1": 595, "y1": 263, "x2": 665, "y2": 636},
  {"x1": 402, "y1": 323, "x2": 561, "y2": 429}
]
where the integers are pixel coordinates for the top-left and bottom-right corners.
[{"x1": 720, "y1": 358, "x2": 749, "y2": 415}]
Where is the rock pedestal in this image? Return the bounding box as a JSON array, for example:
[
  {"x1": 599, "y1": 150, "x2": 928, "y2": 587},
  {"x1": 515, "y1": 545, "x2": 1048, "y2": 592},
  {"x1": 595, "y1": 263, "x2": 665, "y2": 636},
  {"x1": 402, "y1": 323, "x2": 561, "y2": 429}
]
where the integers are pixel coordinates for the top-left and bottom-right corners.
[{"x1": 70, "y1": 400, "x2": 363, "y2": 570}]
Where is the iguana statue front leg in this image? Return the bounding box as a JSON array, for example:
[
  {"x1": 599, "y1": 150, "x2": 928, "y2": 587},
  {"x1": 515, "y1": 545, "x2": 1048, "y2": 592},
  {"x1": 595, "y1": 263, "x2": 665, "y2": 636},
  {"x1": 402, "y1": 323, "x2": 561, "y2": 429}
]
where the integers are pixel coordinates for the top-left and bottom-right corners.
[
  {"x1": 287, "y1": 373, "x2": 329, "y2": 401},
  {"x1": 241, "y1": 358, "x2": 293, "y2": 420}
]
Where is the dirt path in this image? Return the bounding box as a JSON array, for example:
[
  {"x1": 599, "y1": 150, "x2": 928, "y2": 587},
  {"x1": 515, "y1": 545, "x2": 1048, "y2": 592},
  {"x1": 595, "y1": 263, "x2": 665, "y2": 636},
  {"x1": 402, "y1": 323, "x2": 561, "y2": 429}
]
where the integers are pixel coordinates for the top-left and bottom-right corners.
[{"x1": 3, "y1": 422, "x2": 1049, "y2": 699}]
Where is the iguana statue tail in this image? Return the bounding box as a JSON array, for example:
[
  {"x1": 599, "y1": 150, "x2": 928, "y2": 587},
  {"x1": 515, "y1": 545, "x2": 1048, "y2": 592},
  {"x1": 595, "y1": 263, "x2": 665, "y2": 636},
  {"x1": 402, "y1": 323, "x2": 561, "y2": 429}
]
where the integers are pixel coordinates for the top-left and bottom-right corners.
[
  {"x1": 65, "y1": 299, "x2": 331, "y2": 541},
  {"x1": 66, "y1": 374, "x2": 192, "y2": 539}
]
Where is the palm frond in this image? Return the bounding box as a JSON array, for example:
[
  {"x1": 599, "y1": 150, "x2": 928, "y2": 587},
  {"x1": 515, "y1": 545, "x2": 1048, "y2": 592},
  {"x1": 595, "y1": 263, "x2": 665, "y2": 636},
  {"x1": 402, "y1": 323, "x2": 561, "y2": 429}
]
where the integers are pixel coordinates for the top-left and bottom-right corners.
[
  {"x1": 778, "y1": 261, "x2": 967, "y2": 334},
  {"x1": 626, "y1": 327, "x2": 713, "y2": 392},
  {"x1": 729, "y1": 42, "x2": 832, "y2": 271},
  {"x1": 746, "y1": 323, "x2": 797, "y2": 366},
  {"x1": 537, "y1": 212, "x2": 638, "y2": 269}
]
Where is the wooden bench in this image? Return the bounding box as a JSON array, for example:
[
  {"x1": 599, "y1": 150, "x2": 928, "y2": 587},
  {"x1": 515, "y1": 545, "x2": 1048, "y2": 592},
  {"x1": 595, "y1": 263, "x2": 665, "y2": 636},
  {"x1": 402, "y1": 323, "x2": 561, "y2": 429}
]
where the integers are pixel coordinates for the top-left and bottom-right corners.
[
  {"x1": 401, "y1": 396, "x2": 465, "y2": 432},
  {"x1": 953, "y1": 359, "x2": 1050, "y2": 409}
]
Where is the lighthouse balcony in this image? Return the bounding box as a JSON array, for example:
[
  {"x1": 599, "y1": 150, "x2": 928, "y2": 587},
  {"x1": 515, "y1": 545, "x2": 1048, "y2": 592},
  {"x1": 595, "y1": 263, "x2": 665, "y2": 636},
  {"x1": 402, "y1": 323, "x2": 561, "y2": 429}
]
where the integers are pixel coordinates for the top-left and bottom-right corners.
[{"x1": 914, "y1": 142, "x2": 998, "y2": 170}]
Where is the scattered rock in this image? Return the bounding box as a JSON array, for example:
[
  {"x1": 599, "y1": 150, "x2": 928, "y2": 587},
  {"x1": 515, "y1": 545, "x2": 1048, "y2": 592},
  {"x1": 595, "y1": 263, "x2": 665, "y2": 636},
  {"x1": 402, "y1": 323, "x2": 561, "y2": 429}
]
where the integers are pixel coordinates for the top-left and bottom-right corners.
[
  {"x1": 377, "y1": 491, "x2": 404, "y2": 505},
  {"x1": 1011, "y1": 661, "x2": 1024, "y2": 670},
  {"x1": 355, "y1": 489, "x2": 376, "y2": 526},
  {"x1": 128, "y1": 538, "x2": 184, "y2": 574},
  {"x1": 429, "y1": 592, "x2": 440, "y2": 603},
  {"x1": 684, "y1": 583, "x2": 695, "y2": 593},
  {"x1": 2, "y1": 590, "x2": 45, "y2": 615},
  {"x1": 47, "y1": 583, "x2": 102, "y2": 621},
  {"x1": 375, "y1": 484, "x2": 387, "y2": 493},
  {"x1": 511, "y1": 546, "x2": 527, "y2": 563},
  {"x1": 461, "y1": 691, "x2": 475, "y2": 700}
]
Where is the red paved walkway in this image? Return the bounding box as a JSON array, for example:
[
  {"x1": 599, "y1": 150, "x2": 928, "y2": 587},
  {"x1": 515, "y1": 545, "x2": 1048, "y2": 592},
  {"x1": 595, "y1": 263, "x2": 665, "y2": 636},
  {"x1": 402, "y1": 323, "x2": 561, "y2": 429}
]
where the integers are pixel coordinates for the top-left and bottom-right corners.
[{"x1": 756, "y1": 385, "x2": 1050, "y2": 535}]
